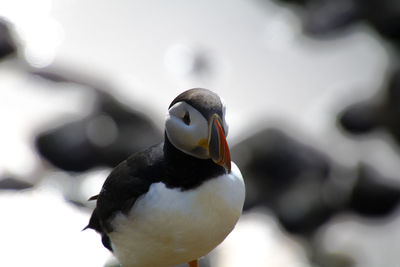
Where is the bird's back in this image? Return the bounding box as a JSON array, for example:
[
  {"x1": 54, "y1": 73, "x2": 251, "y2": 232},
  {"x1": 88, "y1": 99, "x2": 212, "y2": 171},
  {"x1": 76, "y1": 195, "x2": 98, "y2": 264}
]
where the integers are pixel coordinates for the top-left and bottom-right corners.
[{"x1": 86, "y1": 143, "x2": 165, "y2": 248}]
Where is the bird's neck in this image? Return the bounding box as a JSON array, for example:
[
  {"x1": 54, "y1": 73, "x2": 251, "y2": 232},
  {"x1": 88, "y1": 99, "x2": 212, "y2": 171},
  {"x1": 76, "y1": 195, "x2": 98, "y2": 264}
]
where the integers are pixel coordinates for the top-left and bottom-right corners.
[{"x1": 162, "y1": 132, "x2": 226, "y2": 190}]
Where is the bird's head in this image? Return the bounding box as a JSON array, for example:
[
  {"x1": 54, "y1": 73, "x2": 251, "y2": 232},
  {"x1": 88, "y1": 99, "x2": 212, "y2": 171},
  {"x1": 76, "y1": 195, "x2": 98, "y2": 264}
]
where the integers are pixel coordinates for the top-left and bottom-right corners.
[{"x1": 165, "y1": 88, "x2": 231, "y2": 172}]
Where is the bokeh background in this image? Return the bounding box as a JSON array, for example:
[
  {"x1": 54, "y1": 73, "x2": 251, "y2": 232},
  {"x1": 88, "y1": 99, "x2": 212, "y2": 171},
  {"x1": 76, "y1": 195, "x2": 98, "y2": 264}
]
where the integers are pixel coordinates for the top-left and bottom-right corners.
[{"x1": 1, "y1": 0, "x2": 400, "y2": 266}]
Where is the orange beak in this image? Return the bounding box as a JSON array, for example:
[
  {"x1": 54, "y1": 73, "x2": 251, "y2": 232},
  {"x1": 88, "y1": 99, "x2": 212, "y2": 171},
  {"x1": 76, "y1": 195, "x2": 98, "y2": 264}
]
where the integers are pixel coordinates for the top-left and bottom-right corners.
[{"x1": 209, "y1": 115, "x2": 231, "y2": 173}]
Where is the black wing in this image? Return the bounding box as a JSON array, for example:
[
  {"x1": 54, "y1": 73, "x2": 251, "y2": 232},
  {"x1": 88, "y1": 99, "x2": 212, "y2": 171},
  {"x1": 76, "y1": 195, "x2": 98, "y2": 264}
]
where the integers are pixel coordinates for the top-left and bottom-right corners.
[{"x1": 85, "y1": 143, "x2": 164, "y2": 250}]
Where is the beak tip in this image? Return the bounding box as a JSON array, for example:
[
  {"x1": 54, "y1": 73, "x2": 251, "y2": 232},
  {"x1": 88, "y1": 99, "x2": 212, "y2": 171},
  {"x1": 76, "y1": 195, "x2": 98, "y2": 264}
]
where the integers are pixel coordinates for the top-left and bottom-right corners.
[{"x1": 227, "y1": 161, "x2": 231, "y2": 173}]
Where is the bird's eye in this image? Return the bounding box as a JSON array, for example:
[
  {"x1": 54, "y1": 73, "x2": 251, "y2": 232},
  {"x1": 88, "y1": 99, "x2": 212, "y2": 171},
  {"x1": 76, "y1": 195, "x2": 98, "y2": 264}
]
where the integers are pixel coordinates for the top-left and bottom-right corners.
[{"x1": 182, "y1": 111, "x2": 191, "y2": 125}]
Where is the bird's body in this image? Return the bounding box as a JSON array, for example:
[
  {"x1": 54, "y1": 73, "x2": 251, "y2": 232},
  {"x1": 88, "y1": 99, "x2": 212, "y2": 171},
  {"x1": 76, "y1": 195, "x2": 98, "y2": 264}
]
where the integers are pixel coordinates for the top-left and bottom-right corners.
[
  {"x1": 86, "y1": 88, "x2": 245, "y2": 267},
  {"x1": 110, "y1": 161, "x2": 243, "y2": 267}
]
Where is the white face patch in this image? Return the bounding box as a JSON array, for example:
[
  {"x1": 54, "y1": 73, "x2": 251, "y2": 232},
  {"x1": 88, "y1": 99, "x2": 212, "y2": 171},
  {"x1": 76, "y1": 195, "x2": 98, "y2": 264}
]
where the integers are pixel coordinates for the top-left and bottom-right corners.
[{"x1": 165, "y1": 102, "x2": 209, "y2": 159}]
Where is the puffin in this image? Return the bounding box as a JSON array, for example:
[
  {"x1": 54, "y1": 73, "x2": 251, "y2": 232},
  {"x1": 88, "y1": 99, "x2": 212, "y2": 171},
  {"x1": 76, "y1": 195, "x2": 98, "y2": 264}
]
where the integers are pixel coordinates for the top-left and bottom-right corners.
[{"x1": 85, "y1": 88, "x2": 245, "y2": 267}]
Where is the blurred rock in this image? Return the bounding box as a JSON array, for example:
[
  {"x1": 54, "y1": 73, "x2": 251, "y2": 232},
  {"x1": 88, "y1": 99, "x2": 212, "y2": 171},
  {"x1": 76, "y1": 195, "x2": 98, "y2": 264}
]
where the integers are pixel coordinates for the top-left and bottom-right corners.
[
  {"x1": 36, "y1": 90, "x2": 162, "y2": 172},
  {"x1": 0, "y1": 176, "x2": 33, "y2": 190},
  {"x1": 0, "y1": 18, "x2": 17, "y2": 59},
  {"x1": 338, "y1": 69, "x2": 400, "y2": 145},
  {"x1": 232, "y1": 128, "x2": 400, "y2": 237},
  {"x1": 275, "y1": 0, "x2": 400, "y2": 42},
  {"x1": 231, "y1": 129, "x2": 345, "y2": 235},
  {"x1": 304, "y1": 0, "x2": 360, "y2": 36},
  {"x1": 338, "y1": 102, "x2": 379, "y2": 134},
  {"x1": 272, "y1": 0, "x2": 358, "y2": 36},
  {"x1": 349, "y1": 164, "x2": 400, "y2": 217},
  {"x1": 357, "y1": 0, "x2": 400, "y2": 41}
]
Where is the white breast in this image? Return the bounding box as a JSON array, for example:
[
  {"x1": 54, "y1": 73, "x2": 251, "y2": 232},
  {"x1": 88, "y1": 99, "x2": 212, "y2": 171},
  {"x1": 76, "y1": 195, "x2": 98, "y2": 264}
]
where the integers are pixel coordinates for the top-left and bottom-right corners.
[{"x1": 109, "y1": 162, "x2": 245, "y2": 267}]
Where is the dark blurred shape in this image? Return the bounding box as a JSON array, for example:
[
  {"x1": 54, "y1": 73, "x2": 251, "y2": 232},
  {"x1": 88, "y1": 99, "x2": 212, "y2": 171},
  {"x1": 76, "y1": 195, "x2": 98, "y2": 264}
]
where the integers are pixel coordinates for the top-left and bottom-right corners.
[
  {"x1": 0, "y1": 176, "x2": 33, "y2": 190},
  {"x1": 274, "y1": 0, "x2": 400, "y2": 42},
  {"x1": 0, "y1": 18, "x2": 17, "y2": 59},
  {"x1": 36, "y1": 91, "x2": 162, "y2": 172},
  {"x1": 339, "y1": 102, "x2": 379, "y2": 134},
  {"x1": 232, "y1": 128, "x2": 400, "y2": 237},
  {"x1": 311, "y1": 250, "x2": 355, "y2": 267},
  {"x1": 359, "y1": 0, "x2": 400, "y2": 41},
  {"x1": 338, "y1": 69, "x2": 400, "y2": 145},
  {"x1": 232, "y1": 129, "x2": 344, "y2": 235},
  {"x1": 273, "y1": 0, "x2": 400, "y2": 151},
  {"x1": 349, "y1": 164, "x2": 400, "y2": 216},
  {"x1": 304, "y1": 0, "x2": 359, "y2": 36}
]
